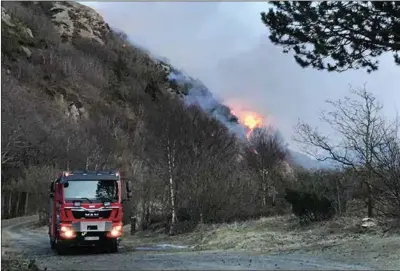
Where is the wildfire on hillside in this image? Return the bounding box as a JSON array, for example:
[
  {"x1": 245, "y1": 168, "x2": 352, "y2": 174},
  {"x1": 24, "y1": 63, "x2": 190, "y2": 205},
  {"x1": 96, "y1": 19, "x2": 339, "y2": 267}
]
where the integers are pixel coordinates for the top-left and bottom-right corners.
[{"x1": 231, "y1": 109, "x2": 264, "y2": 139}]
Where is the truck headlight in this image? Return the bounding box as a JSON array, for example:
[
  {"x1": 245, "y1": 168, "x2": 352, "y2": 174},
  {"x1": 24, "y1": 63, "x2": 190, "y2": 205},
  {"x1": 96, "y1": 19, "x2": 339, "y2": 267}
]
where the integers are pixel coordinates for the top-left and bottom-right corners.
[
  {"x1": 109, "y1": 224, "x2": 122, "y2": 237},
  {"x1": 64, "y1": 230, "x2": 74, "y2": 238},
  {"x1": 60, "y1": 225, "x2": 69, "y2": 232},
  {"x1": 60, "y1": 225, "x2": 75, "y2": 239}
]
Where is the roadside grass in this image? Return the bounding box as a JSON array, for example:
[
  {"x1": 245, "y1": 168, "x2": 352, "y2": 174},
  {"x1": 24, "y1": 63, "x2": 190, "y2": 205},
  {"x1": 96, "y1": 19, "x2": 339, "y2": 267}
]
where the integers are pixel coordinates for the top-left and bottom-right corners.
[
  {"x1": 122, "y1": 214, "x2": 400, "y2": 269},
  {"x1": 1, "y1": 214, "x2": 399, "y2": 269},
  {"x1": 122, "y1": 214, "x2": 395, "y2": 252},
  {"x1": 1, "y1": 256, "x2": 40, "y2": 271}
]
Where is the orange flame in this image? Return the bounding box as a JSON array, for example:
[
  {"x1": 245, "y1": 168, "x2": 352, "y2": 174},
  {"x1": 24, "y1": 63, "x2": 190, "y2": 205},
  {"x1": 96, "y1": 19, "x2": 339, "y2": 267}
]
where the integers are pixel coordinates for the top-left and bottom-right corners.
[{"x1": 232, "y1": 109, "x2": 264, "y2": 139}]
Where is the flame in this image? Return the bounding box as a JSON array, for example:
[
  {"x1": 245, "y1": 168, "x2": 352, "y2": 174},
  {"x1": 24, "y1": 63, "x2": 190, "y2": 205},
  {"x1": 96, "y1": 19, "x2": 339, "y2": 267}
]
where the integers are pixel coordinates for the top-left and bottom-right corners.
[
  {"x1": 231, "y1": 108, "x2": 264, "y2": 139},
  {"x1": 243, "y1": 112, "x2": 263, "y2": 130}
]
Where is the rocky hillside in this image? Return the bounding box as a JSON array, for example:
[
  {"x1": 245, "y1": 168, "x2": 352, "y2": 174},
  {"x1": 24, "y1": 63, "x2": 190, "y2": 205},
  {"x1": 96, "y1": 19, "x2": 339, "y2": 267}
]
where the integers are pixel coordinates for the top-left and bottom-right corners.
[
  {"x1": 1, "y1": 1, "x2": 303, "y2": 227},
  {"x1": 5, "y1": 1, "x2": 322, "y2": 170}
]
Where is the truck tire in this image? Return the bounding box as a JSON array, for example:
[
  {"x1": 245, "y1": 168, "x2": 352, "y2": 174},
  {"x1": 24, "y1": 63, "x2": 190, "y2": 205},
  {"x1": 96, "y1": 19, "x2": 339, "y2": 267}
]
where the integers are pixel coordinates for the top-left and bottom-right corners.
[
  {"x1": 56, "y1": 244, "x2": 67, "y2": 255},
  {"x1": 54, "y1": 236, "x2": 67, "y2": 255},
  {"x1": 108, "y1": 239, "x2": 118, "y2": 253},
  {"x1": 50, "y1": 239, "x2": 55, "y2": 250}
]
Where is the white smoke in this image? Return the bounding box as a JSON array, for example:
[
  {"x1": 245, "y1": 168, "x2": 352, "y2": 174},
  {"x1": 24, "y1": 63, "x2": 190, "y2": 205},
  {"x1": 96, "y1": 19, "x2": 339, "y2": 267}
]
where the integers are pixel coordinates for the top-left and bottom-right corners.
[{"x1": 166, "y1": 65, "x2": 247, "y2": 139}]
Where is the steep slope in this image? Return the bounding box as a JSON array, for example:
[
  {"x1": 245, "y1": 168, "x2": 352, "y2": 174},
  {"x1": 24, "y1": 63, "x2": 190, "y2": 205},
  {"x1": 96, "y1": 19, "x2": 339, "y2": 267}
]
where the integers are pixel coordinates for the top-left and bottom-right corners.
[
  {"x1": 151, "y1": 57, "x2": 327, "y2": 170},
  {"x1": 1, "y1": 1, "x2": 312, "y2": 228},
  {"x1": 3, "y1": 1, "x2": 318, "y2": 171},
  {"x1": 1, "y1": 1, "x2": 176, "y2": 184},
  {"x1": 1, "y1": 1, "x2": 272, "y2": 226}
]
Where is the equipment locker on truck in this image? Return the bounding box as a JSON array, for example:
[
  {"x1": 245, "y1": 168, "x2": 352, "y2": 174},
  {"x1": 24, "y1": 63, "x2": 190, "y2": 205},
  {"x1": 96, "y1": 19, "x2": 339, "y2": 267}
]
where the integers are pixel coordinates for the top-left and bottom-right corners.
[{"x1": 48, "y1": 170, "x2": 132, "y2": 254}]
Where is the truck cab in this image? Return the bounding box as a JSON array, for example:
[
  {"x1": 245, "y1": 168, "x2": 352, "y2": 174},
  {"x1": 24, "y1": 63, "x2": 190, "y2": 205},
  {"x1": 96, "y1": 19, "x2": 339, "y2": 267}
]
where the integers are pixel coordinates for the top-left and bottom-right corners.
[{"x1": 48, "y1": 170, "x2": 132, "y2": 254}]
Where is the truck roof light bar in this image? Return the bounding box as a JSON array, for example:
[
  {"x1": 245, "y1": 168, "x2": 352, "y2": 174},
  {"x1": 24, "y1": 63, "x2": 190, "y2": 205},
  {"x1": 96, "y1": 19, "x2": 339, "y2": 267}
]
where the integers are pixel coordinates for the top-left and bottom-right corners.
[
  {"x1": 66, "y1": 170, "x2": 116, "y2": 174},
  {"x1": 60, "y1": 170, "x2": 120, "y2": 180}
]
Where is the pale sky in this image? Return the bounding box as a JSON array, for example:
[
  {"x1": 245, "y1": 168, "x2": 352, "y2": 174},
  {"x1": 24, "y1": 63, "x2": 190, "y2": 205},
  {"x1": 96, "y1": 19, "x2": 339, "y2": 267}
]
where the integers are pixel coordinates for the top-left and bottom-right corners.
[{"x1": 84, "y1": 2, "x2": 399, "y2": 151}]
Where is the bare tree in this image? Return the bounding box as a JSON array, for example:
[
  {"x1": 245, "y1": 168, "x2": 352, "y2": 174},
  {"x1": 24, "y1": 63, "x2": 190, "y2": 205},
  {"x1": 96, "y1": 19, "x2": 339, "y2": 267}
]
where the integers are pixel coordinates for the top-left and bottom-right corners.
[
  {"x1": 371, "y1": 116, "x2": 400, "y2": 218},
  {"x1": 143, "y1": 99, "x2": 192, "y2": 235},
  {"x1": 182, "y1": 105, "x2": 239, "y2": 223},
  {"x1": 294, "y1": 86, "x2": 387, "y2": 217},
  {"x1": 245, "y1": 127, "x2": 287, "y2": 208}
]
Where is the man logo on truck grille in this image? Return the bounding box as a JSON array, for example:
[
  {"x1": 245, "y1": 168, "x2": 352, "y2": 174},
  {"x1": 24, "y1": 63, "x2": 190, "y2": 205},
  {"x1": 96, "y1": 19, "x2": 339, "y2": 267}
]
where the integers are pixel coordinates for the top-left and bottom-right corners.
[{"x1": 85, "y1": 212, "x2": 99, "y2": 217}]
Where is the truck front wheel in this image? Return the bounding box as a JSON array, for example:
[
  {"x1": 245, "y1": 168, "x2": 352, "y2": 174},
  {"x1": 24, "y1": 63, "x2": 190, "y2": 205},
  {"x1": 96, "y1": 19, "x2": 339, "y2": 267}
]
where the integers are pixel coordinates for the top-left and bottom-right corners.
[
  {"x1": 50, "y1": 239, "x2": 55, "y2": 250},
  {"x1": 54, "y1": 237, "x2": 68, "y2": 255},
  {"x1": 108, "y1": 239, "x2": 118, "y2": 253}
]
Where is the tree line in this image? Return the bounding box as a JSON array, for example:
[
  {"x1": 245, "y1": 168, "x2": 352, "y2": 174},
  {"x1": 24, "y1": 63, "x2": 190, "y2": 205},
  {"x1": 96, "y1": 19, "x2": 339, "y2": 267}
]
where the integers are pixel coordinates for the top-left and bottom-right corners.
[
  {"x1": 261, "y1": 1, "x2": 400, "y2": 221},
  {"x1": 2, "y1": 1, "x2": 399, "y2": 233},
  {"x1": 1, "y1": 2, "x2": 291, "y2": 232}
]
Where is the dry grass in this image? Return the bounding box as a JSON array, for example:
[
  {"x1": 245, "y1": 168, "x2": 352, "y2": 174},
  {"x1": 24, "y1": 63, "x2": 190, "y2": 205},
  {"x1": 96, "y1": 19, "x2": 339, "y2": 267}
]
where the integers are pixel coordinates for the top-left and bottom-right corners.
[
  {"x1": 123, "y1": 215, "x2": 400, "y2": 269},
  {"x1": 123, "y1": 215, "x2": 362, "y2": 251},
  {"x1": 1, "y1": 257, "x2": 40, "y2": 271}
]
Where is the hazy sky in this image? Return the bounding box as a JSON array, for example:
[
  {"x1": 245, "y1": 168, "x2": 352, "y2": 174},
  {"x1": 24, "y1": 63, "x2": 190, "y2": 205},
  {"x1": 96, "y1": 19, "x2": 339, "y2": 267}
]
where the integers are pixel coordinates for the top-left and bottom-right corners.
[{"x1": 84, "y1": 2, "x2": 399, "y2": 151}]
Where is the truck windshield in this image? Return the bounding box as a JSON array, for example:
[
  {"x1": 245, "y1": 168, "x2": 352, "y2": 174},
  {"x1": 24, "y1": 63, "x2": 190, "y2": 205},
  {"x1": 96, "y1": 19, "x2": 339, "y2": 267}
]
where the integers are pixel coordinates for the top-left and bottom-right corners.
[{"x1": 64, "y1": 179, "x2": 118, "y2": 203}]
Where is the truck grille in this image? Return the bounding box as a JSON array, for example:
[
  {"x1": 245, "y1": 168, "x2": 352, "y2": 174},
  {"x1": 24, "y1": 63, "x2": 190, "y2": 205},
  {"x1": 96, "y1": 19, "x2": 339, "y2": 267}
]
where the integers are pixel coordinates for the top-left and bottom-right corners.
[
  {"x1": 72, "y1": 221, "x2": 113, "y2": 232},
  {"x1": 71, "y1": 210, "x2": 112, "y2": 219}
]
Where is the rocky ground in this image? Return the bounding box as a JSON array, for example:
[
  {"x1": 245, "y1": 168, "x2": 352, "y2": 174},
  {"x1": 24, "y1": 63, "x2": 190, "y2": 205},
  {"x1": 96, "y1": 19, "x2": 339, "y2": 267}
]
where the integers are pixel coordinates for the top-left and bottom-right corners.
[{"x1": 2, "y1": 215, "x2": 399, "y2": 270}]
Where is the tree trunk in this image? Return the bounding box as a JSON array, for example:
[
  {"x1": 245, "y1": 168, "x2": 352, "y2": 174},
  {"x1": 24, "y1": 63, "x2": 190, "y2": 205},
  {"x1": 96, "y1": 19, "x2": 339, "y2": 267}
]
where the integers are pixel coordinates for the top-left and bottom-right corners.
[
  {"x1": 168, "y1": 174, "x2": 176, "y2": 236},
  {"x1": 24, "y1": 192, "x2": 29, "y2": 216},
  {"x1": 336, "y1": 179, "x2": 341, "y2": 215},
  {"x1": 271, "y1": 186, "x2": 276, "y2": 207},
  {"x1": 8, "y1": 192, "x2": 13, "y2": 218},
  {"x1": 366, "y1": 167, "x2": 374, "y2": 218},
  {"x1": 367, "y1": 184, "x2": 373, "y2": 217},
  {"x1": 166, "y1": 141, "x2": 177, "y2": 236},
  {"x1": 1, "y1": 192, "x2": 5, "y2": 216},
  {"x1": 130, "y1": 216, "x2": 136, "y2": 235},
  {"x1": 15, "y1": 192, "x2": 21, "y2": 217},
  {"x1": 261, "y1": 169, "x2": 267, "y2": 207},
  {"x1": 140, "y1": 201, "x2": 146, "y2": 230},
  {"x1": 262, "y1": 184, "x2": 267, "y2": 207}
]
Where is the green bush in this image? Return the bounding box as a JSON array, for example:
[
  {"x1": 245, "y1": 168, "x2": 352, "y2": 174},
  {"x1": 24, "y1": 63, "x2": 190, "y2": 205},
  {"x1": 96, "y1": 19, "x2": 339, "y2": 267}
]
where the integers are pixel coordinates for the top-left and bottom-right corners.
[{"x1": 284, "y1": 188, "x2": 336, "y2": 223}]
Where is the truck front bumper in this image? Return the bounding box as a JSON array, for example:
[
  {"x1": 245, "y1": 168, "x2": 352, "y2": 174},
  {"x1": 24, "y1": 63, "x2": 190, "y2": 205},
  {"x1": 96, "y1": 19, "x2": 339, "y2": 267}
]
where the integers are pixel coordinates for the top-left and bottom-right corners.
[
  {"x1": 59, "y1": 232, "x2": 121, "y2": 248},
  {"x1": 58, "y1": 220, "x2": 122, "y2": 248}
]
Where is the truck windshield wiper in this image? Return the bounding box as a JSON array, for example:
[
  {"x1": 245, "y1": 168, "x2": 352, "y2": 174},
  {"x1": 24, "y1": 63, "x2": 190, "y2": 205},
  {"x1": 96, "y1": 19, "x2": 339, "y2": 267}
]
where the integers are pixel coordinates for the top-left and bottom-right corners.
[{"x1": 80, "y1": 197, "x2": 92, "y2": 203}]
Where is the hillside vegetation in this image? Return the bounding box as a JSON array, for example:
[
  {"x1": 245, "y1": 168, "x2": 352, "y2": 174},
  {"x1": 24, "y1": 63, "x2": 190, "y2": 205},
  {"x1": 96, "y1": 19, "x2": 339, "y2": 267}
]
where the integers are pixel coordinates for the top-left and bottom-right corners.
[
  {"x1": 1, "y1": 1, "x2": 292, "y2": 232},
  {"x1": 2, "y1": 1, "x2": 399, "y2": 237}
]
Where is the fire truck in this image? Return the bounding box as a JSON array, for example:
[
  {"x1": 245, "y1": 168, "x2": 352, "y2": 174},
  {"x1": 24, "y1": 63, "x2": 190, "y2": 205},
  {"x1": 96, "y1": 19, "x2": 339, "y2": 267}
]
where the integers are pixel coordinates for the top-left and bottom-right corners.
[{"x1": 48, "y1": 170, "x2": 132, "y2": 254}]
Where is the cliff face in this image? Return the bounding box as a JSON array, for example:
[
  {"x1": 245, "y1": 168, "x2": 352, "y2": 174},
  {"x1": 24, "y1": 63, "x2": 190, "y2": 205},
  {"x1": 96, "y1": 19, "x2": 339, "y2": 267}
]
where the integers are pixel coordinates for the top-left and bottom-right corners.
[
  {"x1": 2, "y1": 1, "x2": 244, "y2": 131},
  {"x1": 1, "y1": 2, "x2": 162, "y2": 122},
  {"x1": 2, "y1": 1, "x2": 300, "y2": 227},
  {"x1": 2, "y1": 1, "x2": 301, "y2": 181},
  {"x1": 48, "y1": 1, "x2": 110, "y2": 44}
]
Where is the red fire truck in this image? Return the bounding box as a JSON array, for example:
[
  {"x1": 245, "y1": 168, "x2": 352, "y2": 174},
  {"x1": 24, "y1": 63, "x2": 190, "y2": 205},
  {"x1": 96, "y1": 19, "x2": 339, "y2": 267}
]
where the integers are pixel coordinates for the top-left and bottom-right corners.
[{"x1": 48, "y1": 170, "x2": 132, "y2": 254}]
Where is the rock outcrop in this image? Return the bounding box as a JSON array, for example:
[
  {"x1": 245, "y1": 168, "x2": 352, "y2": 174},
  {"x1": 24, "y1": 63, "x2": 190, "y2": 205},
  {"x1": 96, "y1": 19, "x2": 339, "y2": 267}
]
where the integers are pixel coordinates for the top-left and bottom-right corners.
[
  {"x1": 49, "y1": 1, "x2": 110, "y2": 44},
  {"x1": 2, "y1": 6, "x2": 35, "y2": 59},
  {"x1": 2, "y1": 1, "x2": 299, "y2": 172}
]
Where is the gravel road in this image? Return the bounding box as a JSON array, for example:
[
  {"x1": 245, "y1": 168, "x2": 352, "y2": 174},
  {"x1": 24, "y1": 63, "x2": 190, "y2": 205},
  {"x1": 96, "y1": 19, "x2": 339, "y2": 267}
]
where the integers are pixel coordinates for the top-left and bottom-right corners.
[{"x1": 2, "y1": 216, "x2": 372, "y2": 270}]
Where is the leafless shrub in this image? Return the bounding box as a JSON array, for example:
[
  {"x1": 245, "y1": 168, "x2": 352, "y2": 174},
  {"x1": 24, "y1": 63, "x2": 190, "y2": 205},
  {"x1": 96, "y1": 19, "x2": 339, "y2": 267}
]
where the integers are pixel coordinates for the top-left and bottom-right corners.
[
  {"x1": 371, "y1": 116, "x2": 400, "y2": 218},
  {"x1": 3, "y1": 1, "x2": 61, "y2": 46},
  {"x1": 294, "y1": 87, "x2": 390, "y2": 218},
  {"x1": 245, "y1": 127, "x2": 288, "y2": 211}
]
